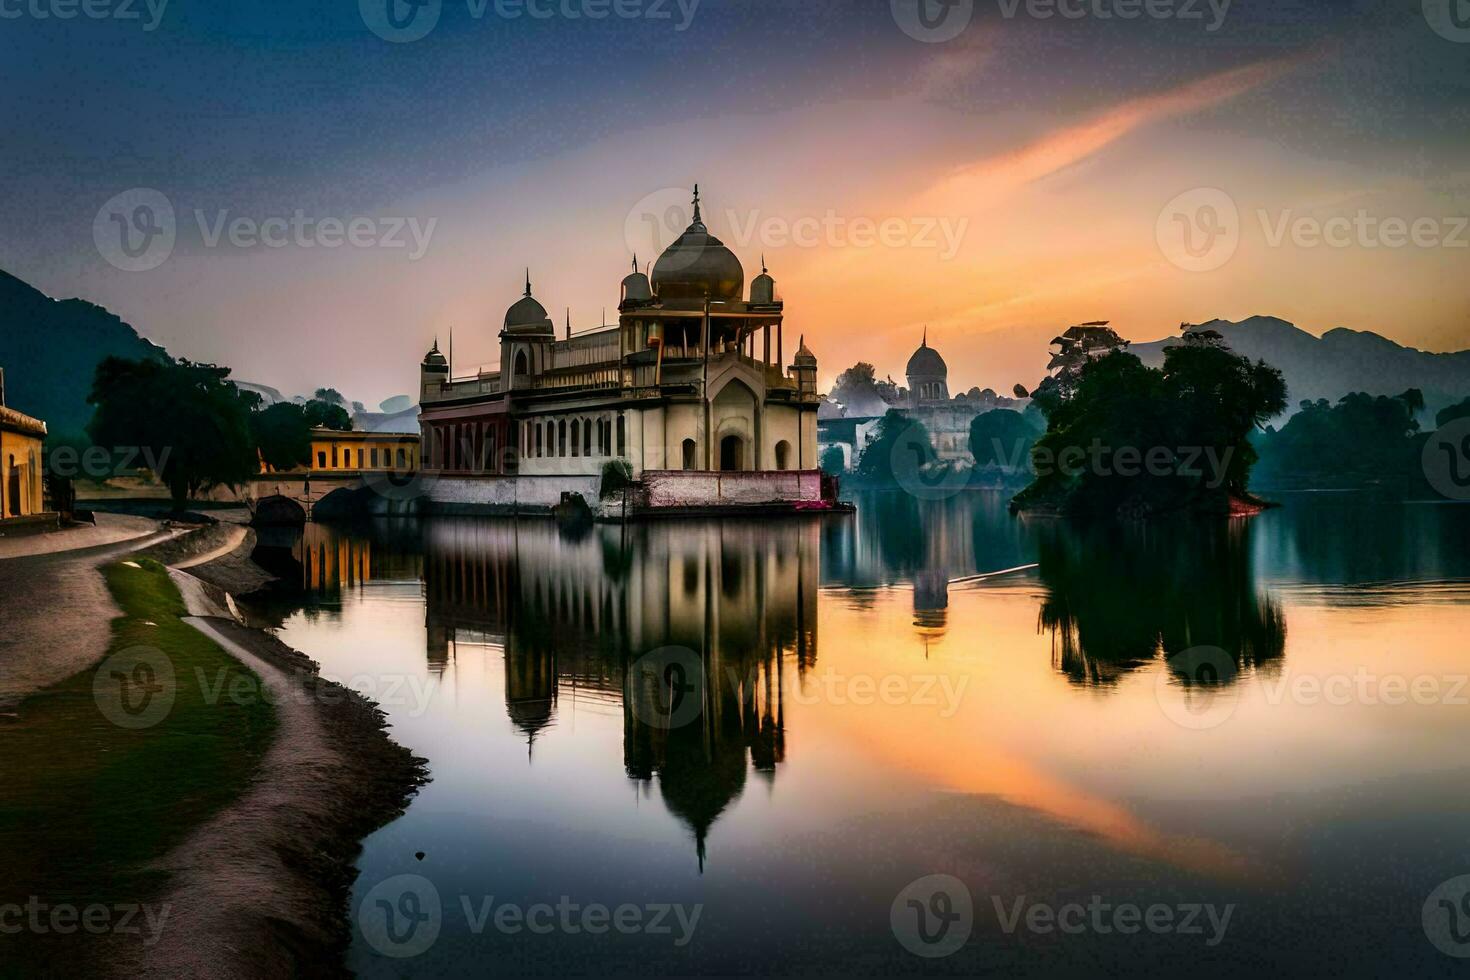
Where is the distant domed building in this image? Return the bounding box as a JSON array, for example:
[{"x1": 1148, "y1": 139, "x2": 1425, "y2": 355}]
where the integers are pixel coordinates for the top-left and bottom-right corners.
[
  {"x1": 818, "y1": 329, "x2": 1025, "y2": 471},
  {"x1": 416, "y1": 187, "x2": 825, "y2": 514},
  {"x1": 906, "y1": 330, "x2": 949, "y2": 405}
]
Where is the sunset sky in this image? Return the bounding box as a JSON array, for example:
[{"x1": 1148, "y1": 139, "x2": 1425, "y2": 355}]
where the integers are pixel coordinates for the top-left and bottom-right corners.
[{"x1": 3, "y1": 0, "x2": 1467, "y2": 404}]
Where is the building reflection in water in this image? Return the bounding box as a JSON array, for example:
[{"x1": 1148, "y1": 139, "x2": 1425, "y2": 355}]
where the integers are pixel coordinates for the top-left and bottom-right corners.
[{"x1": 419, "y1": 518, "x2": 820, "y2": 868}]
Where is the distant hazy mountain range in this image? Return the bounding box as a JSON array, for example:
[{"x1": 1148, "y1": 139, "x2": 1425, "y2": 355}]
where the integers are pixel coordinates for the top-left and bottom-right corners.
[
  {"x1": 0, "y1": 268, "x2": 420, "y2": 438},
  {"x1": 1132, "y1": 316, "x2": 1470, "y2": 419}
]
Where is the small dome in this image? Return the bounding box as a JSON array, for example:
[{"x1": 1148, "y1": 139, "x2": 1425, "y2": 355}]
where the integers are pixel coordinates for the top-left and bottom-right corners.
[
  {"x1": 906, "y1": 335, "x2": 946, "y2": 378},
  {"x1": 794, "y1": 335, "x2": 816, "y2": 367},
  {"x1": 621, "y1": 255, "x2": 652, "y2": 304},
  {"x1": 503, "y1": 271, "x2": 553, "y2": 334},
  {"x1": 650, "y1": 186, "x2": 744, "y2": 302},
  {"x1": 422, "y1": 340, "x2": 447, "y2": 368},
  {"x1": 750, "y1": 256, "x2": 775, "y2": 304}
]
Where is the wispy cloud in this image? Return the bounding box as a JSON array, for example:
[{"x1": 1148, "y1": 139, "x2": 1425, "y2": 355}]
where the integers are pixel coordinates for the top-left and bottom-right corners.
[{"x1": 920, "y1": 49, "x2": 1323, "y2": 211}]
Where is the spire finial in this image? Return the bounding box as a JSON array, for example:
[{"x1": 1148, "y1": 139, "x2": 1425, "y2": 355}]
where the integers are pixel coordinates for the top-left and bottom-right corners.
[
  {"x1": 524, "y1": 268, "x2": 531, "y2": 296},
  {"x1": 922, "y1": 325, "x2": 928, "y2": 347},
  {"x1": 691, "y1": 183, "x2": 701, "y2": 223},
  {"x1": 761, "y1": 253, "x2": 767, "y2": 275},
  {"x1": 565, "y1": 307, "x2": 571, "y2": 341},
  {"x1": 631, "y1": 253, "x2": 638, "y2": 273}
]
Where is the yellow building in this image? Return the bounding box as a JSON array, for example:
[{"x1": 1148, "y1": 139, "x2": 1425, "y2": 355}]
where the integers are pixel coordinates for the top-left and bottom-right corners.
[
  {"x1": 307, "y1": 429, "x2": 419, "y2": 474},
  {"x1": 0, "y1": 369, "x2": 48, "y2": 521}
]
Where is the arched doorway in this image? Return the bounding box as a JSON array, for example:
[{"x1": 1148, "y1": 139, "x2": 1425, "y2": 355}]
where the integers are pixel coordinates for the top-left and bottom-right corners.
[
  {"x1": 719, "y1": 435, "x2": 744, "y2": 472},
  {"x1": 775, "y1": 440, "x2": 791, "y2": 470},
  {"x1": 7, "y1": 455, "x2": 20, "y2": 516},
  {"x1": 681, "y1": 438, "x2": 697, "y2": 470}
]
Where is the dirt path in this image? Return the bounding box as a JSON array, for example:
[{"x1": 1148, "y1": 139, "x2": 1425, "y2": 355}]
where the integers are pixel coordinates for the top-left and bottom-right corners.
[
  {"x1": 0, "y1": 515, "x2": 176, "y2": 707},
  {"x1": 4, "y1": 515, "x2": 425, "y2": 976},
  {"x1": 134, "y1": 614, "x2": 349, "y2": 977},
  {"x1": 126, "y1": 541, "x2": 427, "y2": 978}
]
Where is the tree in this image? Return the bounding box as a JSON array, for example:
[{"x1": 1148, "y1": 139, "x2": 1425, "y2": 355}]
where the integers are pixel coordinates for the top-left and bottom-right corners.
[
  {"x1": 819, "y1": 444, "x2": 847, "y2": 475},
  {"x1": 1160, "y1": 332, "x2": 1288, "y2": 495},
  {"x1": 969, "y1": 409, "x2": 1038, "y2": 469},
  {"x1": 303, "y1": 398, "x2": 352, "y2": 431},
  {"x1": 1014, "y1": 322, "x2": 1130, "y2": 416},
  {"x1": 87, "y1": 356, "x2": 257, "y2": 508},
  {"x1": 1011, "y1": 334, "x2": 1287, "y2": 517},
  {"x1": 830, "y1": 362, "x2": 890, "y2": 417},
  {"x1": 855, "y1": 409, "x2": 937, "y2": 485},
  {"x1": 314, "y1": 387, "x2": 346, "y2": 407},
  {"x1": 1254, "y1": 389, "x2": 1426, "y2": 489},
  {"x1": 251, "y1": 402, "x2": 312, "y2": 472}
]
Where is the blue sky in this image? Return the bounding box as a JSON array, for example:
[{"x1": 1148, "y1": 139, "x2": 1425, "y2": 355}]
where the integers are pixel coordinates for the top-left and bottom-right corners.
[{"x1": 2, "y1": 0, "x2": 1466, "y2": 402}]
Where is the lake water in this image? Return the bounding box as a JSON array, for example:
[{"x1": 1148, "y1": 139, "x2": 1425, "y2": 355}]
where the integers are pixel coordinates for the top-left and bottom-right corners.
[{"x1": 256, "y1": 491, "x2": 1470, "y2": 976}]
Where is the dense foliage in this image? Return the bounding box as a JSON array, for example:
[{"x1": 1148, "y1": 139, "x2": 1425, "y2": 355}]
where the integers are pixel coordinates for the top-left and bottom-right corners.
[
  {"x1": 88, "y1": 357, "x2": 260, "y2": 506},
  {"x1": 819, "y1": 444, "x2": 846, "y2": 476},
  {"x1": 1252, "y1": 390, "x2": 1428, "y2": 489},
  {"x1": 852, "y1": 409, "x2": 938, "y2": 486},
  {"x1": 830, "y1": 362, "x2": 900, "y2": 417},
  {"x1": 968, "y1": 408, "x2": 1039, "y2": 469},
  {"x1": 87, "y1": 355, "x2": 356, "y2": 506},
  {"x1": 250, "y1": 401, "x2": 314, "y2": 472},
  {"x1": 1011, "y1": 333, "x2": 1287, "y2": 517}
]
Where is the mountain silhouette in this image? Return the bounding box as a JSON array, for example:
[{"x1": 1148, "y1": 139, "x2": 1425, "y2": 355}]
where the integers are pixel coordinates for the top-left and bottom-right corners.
[
  {"x1": 0, "y1": 269, "x2": 168, "y2": 438},
  {"x1": 1132, "y1": 316, "x2": 1470, "y2": 418}
]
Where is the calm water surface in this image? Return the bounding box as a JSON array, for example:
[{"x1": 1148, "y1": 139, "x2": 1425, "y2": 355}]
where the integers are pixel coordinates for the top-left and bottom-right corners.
[{"x1": 256, "y1": 492, "x2": 1470, "y2": 977}]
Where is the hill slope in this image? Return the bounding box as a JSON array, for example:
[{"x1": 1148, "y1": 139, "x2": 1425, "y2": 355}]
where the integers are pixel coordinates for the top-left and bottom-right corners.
[
  {"x1": 0, "y1": 270, "x2": 168, "y2": 437},
  {"x1": 1132, "y1": 316, "x2": 1470, "y2": 418}
]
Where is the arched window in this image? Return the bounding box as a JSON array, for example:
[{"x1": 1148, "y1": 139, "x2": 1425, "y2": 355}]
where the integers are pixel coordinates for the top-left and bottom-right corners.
[
  {"x1": 571, "y1": 419, "x2": 581, "y2": 457},
  {"x1": 616, "y1": 414, "x2": 626, "y2": 457},
  {"x1": 514, "y1": 349, "x2": 529, "y2": 376},
  {"x1": 775, "y1": 440, "x2": 791, "y2": 470},
  {"x1": 583, "y1": 418, "x2": 592, "y2": 457},
  {"x1": 558, "y1": 419, "x2": 567, "y2": 456},
  {"x1": 682, "y1": 438, "x2": 697, "y2": 470},
  {"x1": 397, "y1": 448, "x2": 407, "y2": 469}
]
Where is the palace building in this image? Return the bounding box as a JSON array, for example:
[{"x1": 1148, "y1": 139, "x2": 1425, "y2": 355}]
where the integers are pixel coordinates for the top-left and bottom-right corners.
[
  {"x1": 417, "y1": 188, "x2": 825, "y2": 513},
  {"x1": 0, "y1": 367, "x2": 49, "y2": 524}
]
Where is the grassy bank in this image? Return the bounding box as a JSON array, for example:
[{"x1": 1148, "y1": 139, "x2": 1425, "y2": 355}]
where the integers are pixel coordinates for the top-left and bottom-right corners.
[{"x1": 0, "y1": 559, "x2": 275, "y2": 972}]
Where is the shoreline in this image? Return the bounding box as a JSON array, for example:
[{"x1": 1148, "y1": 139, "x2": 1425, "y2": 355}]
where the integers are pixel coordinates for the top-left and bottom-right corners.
[{"x1": 125, "y1": 523, "x2": 430, "y2": 977}]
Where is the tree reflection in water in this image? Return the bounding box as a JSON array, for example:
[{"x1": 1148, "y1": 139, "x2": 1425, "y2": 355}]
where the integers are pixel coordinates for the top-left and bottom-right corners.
[{"x1": 1033, "y1": 518, "x2": 1286, "y2": 685}]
